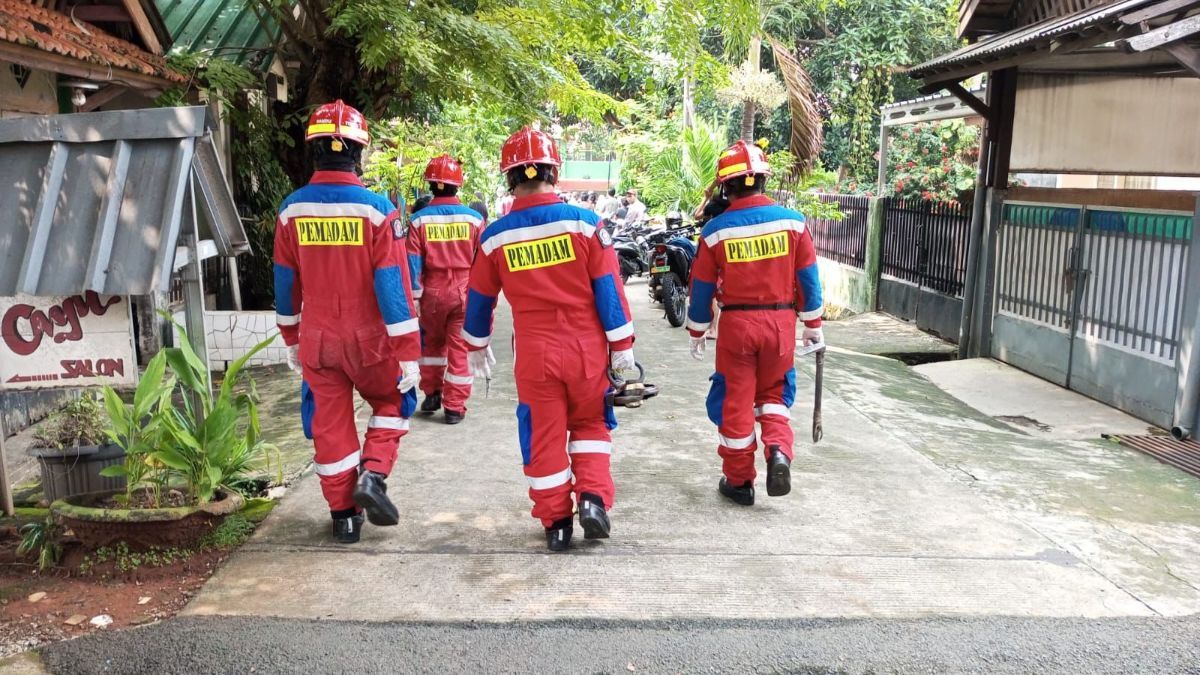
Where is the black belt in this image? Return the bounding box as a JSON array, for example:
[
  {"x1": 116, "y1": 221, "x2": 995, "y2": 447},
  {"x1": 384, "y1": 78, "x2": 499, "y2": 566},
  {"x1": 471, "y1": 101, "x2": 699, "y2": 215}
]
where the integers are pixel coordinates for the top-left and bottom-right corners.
[{"x1": 721, "y1": 303, "x2": 795, "y2": 312}]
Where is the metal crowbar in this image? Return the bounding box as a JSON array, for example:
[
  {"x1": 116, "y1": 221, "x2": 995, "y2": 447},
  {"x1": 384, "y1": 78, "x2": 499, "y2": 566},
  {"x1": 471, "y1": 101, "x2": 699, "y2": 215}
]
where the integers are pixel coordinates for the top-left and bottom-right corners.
[{"x1": 795, "y1": 343, "x2": 826, "y2": 443}]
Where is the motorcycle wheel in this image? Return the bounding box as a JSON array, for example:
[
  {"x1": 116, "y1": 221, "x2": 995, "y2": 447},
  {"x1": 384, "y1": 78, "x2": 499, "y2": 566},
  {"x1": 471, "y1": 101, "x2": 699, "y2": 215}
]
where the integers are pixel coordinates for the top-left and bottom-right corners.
[{"x1": 662, "y1": 273, "x2": 687, "y2": 328}]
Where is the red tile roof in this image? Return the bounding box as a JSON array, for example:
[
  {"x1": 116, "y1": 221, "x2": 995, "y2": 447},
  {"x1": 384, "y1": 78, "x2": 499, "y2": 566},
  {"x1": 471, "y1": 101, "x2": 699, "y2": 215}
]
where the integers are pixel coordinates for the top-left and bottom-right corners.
[{"x1": 0, "y1": 0, "x2": 185, "y2": 84}]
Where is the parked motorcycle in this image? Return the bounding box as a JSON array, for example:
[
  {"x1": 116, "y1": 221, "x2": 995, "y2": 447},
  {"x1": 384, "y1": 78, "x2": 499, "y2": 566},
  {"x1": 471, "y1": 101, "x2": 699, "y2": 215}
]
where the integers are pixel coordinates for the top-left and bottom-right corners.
[
  {"x1": 605, "y1": 219, "x2": 652, "y2": 285},
  {"x1": 646, "y1": 219, "x2": 698, "y2": 328}
]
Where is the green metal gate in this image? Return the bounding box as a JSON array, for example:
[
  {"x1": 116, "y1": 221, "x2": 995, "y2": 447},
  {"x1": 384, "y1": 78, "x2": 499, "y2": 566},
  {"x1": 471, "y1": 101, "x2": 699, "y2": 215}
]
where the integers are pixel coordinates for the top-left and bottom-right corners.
[{"x1": 992, "y1": 200, "x2": 1192, "y2": 425}]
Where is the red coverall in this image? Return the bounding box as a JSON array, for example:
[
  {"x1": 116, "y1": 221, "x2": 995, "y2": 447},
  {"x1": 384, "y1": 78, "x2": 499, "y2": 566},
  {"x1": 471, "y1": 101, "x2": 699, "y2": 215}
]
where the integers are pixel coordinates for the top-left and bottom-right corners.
[
  {"x1": 274, "y1": 170, "x2": 420, "y2": 516},
  {"x1": 407, "y1": 197, "x2": 485, "y2": 413},
  {"x1": 462, "y1": 192, "x2": 634, "y2": 526},
  {"x1": 685, "y1": 194, "x2": 823, "y2": 485}
]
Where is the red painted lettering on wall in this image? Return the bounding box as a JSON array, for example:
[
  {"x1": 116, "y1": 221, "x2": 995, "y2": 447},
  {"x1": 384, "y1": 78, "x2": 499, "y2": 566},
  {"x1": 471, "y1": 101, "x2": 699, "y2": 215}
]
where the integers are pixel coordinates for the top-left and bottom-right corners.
[
  {"x1": 1, "y1": 292, "x2": 122, "y2": 357},
  {"x1": 60, "y1": 358, "x2": 126, "y2": 379}
]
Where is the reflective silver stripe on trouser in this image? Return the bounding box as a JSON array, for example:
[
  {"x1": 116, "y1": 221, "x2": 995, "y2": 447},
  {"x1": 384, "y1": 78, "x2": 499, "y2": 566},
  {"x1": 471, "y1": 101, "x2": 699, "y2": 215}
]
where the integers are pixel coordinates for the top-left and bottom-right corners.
[
  {"x1": 568, "y1": 440, "x2": 612, "y2": 454},
  {"x1": 444, "y1": 372, "x2": 474, "y2": 386},
  {"x1": 718, "y1": 433, "x2": 756, "y2": 449},
  {"x1": 526, "y1": 467, "x2": 572, "y2": 490},
  {"x1": 368, "y1": 416, "x2": 409, "y2": 431},
  {"x1": 419, "y1": 357, "x2": 448, "y2": 366},
  {"x1": 754, "y1": 404, "x2": 791, "y2": 419},
  {"x1": 277, "y1": 313, "x2": 300, "y2": 326},
  {"x1": 314, "y1": 450, "x2": 361, "y2": 476}
]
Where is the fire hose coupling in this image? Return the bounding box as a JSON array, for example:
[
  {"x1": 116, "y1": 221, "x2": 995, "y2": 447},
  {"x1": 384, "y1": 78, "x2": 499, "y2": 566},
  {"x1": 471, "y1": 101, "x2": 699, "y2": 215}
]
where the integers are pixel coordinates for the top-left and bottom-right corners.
[{"x1": 606, "y1": 362, "x2": 659, "y2": 409}]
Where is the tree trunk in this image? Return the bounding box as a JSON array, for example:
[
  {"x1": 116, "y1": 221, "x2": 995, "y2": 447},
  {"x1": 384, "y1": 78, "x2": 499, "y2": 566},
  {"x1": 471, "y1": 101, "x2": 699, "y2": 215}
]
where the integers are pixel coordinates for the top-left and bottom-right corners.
[
  {"x1": 682, "y1": 76, "x2": 695, "y2": 130},
  {"x1": 740, "y1": 36, "x2": 762, "y2": 142},
  {"x1": 741, "y1": 100, "x2": 756, "y2": 142}
]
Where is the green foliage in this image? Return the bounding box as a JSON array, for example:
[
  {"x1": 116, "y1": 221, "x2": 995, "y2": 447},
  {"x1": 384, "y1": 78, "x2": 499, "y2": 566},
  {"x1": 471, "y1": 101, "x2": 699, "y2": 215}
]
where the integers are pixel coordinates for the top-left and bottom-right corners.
[
  {"x1": 100, "y1": 351, "x2": 176, "y2": 505},
  {"x1": 101, "y1": 317, "x2": 279, "y2": 507},
  {"x1": 364, "y1": 103, "x2": 512, "y2": 204},
  {"x1": 17, "y1": 515, "x2": 63, "y2": 571},
  {"x1": 756, "y1": 0, "x2": 961, "y2": 181},
  {"x1": 32, "y1": 394, "x2": 107, "y2": 450},
  {"x1": 318, "y1": 0, "x2": 757, "y2": 122},
  {"x1": 78, "y1": 542, "x2": 192, "y2": 575},
  {"x1": 157, "y1": 315, "x2": 281, "y2": 505},
  {"x1": 637, "y1": 119, "x2": 728, "y2": 214},
  {"x1": 885, "y1": 120, "x2": 979, "y2": 204},
  {"x1": 157, "y1": 55, "x2": 297, "y2": 309},
  {"x1": 200, "y1": 514, "x2": 256, "y2": 549}
]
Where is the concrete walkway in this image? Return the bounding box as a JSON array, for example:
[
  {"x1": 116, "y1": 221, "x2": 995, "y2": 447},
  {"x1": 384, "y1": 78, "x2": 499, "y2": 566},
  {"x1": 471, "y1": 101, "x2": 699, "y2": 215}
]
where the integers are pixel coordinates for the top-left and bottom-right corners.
[
  {"x1": 182, "y1": 283, "x2": 1200, "y2": 623},
  {"x1": 916, "y1": 358, "x2": 1154, "y2": 439}
]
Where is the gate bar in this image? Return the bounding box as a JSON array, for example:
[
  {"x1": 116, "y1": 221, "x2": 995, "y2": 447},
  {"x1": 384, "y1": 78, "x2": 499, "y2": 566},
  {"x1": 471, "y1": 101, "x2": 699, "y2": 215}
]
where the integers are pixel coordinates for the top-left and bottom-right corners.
[{"x1": 1171, "y1": 194, "x2": 1200, "y2": 439}]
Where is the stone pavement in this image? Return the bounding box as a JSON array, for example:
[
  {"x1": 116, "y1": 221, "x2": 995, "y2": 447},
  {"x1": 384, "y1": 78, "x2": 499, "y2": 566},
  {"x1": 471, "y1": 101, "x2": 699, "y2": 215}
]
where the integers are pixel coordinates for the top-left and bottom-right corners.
[{"x1": 183, "y1": 288, "x2": 1200, "y2": 622}]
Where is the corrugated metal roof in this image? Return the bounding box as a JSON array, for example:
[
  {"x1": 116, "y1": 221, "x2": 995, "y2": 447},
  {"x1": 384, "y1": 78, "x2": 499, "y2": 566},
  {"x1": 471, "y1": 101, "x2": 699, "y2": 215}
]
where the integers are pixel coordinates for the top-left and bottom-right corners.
[
  {"x1": 0, "y1": 0, "x2": 185, "y2": 84},
  {"x1": 0, "y1": 106, "x2": 249, "y2": 297},
  {"x1": 909, "y1": 0, "x2": 1154, "y2": 79},
  {"x1": 155, "y1": 0, "x2": 281, "y2": 69}
]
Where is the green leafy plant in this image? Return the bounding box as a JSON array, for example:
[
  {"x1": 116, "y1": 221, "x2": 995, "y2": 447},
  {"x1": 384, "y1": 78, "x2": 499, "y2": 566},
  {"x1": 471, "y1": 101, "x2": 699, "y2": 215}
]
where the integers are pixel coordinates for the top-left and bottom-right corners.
[
  {"x1": 32, "y1": 394, "x2": 108, "y2": 450},
  {"x1": 78, "y1": 542, "x2": 193, "y2": 576},
  {"x1": 885, "y1": 119, "x2": 980, "y2": 206},
  {"x1": 639, "y1": 119, "x2": 729, "y2": 214},
  {"x1": 99, "y1": 351, "x2": 176, "y2": 506},
  {"x1": 157, "y1": 315, "x2": 281, "y2": 505},
  {"x1": 18, "y1": 515, "x2": 63, "y2": 571},
  {"x1": 200, "y1": 514, "x2": 256, "y2": 549}
]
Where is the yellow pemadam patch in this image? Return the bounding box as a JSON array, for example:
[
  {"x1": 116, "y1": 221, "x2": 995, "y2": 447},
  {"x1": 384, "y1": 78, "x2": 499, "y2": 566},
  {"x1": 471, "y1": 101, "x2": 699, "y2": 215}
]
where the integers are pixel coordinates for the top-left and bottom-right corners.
[
  {"x1": 724, "y1": 231, "x2": 788, "y2": 263},
  {"x1": 503, "y1": 234, "x2": 576, "y2": 271}
]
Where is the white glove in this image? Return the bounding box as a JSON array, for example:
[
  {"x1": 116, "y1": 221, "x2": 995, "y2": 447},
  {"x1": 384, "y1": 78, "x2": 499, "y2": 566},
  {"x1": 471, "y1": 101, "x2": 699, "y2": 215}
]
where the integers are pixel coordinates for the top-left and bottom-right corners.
[
  {"x1": 802, "y1": 326, "x2": 824, "y2": 347},
  {"x1": 610, "y1": 348, "x2": 636, "y2": 374},
  {"x1": 468, "y1": 346, "x2": 496, "y2": 380},
  {"x1": 689, "y1": 335, "x2": 706, "y2": 361},
  {"x1": 397, "y1": 361, "x2": 420, "y2": 393},
  {"x1": 286, "y1": 344, "x2": 302, "y2": 374}
]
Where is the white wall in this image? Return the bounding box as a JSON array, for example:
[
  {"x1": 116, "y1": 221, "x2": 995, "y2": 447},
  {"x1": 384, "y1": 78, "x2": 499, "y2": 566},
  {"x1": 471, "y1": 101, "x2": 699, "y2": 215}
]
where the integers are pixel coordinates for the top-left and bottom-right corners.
[{"x1": 172, "y1": 311, "x2": 286, "y2": 372}]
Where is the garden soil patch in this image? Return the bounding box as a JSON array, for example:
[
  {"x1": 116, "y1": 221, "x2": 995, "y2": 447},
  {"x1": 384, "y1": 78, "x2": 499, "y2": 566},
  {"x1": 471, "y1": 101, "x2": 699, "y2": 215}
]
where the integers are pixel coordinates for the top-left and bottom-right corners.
[{"x1": 0, "y1": 535, "x2": 231, "y2": 659}]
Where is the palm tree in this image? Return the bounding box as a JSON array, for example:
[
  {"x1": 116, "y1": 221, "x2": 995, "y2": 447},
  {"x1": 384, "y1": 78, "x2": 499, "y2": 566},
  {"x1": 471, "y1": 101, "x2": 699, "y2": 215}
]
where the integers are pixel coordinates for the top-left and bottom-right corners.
[{"x1": 726, "y1": 1, "x2": 822, "y2": 176}]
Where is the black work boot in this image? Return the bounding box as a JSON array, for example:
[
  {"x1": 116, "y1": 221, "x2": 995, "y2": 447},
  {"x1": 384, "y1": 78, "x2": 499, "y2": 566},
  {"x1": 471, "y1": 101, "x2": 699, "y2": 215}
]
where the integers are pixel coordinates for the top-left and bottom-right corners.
[
  {"x1": 578, "y1": 493, "x2": 611, "y2": 540},
  {"x1": 718, "y1": 477, "x2": 755, "y2": 506},
  {"x1": 766, "y1": 446, "x2": 792, "y2": 497},
  {"x1": 333, "y1": 512, "x2": 364, "y2": 544},
  {"x1": 545, "y1": 517, "x2": 573, "y2": 552},
  {"x1": 444, "y1": 409, "x2": 465, "y2": 425},
  {"x1": 353, "y1": 470, "x2": 399, "y2": 526},
  {"x1": 420, "y1": 391, "x2": 442, "y2": 414}
]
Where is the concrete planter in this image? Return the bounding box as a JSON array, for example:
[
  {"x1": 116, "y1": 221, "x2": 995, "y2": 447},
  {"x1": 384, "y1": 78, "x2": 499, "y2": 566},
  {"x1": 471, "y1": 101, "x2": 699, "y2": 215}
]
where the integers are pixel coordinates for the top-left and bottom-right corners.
[
  {"x1": 32, "y1": 443, "x2": 126, "y2": 502},
  {"x1": 52, "y1": 489, "x2": 244, "y2": 551}
]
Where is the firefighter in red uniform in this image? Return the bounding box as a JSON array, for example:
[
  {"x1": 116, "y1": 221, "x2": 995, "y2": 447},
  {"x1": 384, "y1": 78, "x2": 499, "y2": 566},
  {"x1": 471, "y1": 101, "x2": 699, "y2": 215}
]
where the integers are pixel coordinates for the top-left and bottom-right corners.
[
  {"x1": 685, "y1": 140, "x2": 824, "y2": 506},
  {"x1": 463, "y1": 127, "x2": 636, "y2": 551},
  {"x1": 275, "y1": 100, "x2": 421, "y2": 543},
  {"x1": 408, "y1": 155, "x2": 487, "y2": 424}
]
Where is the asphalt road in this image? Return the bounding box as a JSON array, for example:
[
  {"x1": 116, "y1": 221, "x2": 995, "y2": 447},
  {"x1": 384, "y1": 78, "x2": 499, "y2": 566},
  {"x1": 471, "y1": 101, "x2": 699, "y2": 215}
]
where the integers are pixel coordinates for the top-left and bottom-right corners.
[{"x1": 39, "y1": 615, "x2": 1200, "y2": 674}]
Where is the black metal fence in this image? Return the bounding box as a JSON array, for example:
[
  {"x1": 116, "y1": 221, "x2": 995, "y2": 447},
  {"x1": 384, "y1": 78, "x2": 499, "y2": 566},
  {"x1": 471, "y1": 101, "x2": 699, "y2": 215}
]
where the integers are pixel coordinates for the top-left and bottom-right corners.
[
  {"x1": 169, "y1": 256, "x2": 234, "y2": 308},
  {"x1": 881, "y1": 197, "x2": 972, "y2": 297},
  {"x1": 808, "y1": 194, "x2": 870, "y2": 269}
]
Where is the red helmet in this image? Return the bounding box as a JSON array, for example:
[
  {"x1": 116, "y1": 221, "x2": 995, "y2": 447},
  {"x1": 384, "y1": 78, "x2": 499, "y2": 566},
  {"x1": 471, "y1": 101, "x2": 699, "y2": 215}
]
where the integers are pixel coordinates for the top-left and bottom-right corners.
[
  {"x1": 305, "y1": 100, "x2": 369, "y2": 145},
  {"x1": 716, "y1": 140, "x2": 771, "y2": 184},
  {"x1": 500, "y1": 126, "x2": 562, "y2": 174},
  {"x1": 424, "y1": 154, "x2": 465, "y2": 187}
]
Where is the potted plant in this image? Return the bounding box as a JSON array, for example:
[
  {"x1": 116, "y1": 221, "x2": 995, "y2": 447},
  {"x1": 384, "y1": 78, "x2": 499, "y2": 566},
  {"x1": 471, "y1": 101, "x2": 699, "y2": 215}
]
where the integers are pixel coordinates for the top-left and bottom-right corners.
[
  {"x1": 50, "y1": 320, "x2": 279, "y2": 551},
  {"x1": 29, "y1": 394, "x2": 125, "y2": 502}
]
